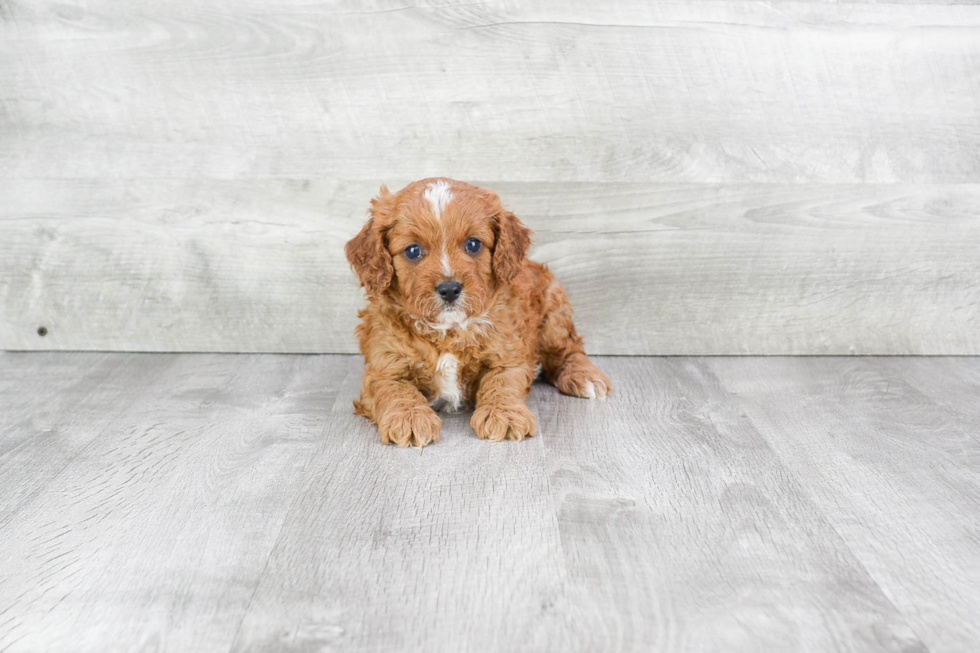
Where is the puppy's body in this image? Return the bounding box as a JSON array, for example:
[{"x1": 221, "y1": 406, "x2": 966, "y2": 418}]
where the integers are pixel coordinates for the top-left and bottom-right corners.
[{"x1": 346, "y1": 178, "x2": 610, "y2": 447}]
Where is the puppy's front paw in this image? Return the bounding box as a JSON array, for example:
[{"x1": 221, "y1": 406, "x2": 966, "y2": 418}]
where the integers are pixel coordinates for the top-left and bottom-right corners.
[
  {"x1": 471, "y1": 403, "x2": 537, "y2": 442},
  {"x1": 557, "y1": 360, "x2": 612, "y2": 400},
  {"x1": 377, "y1": 405, "x2": 442, "y2": 447}
]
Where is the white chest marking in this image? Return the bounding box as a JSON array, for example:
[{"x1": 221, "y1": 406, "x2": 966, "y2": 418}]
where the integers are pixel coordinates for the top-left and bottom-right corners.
[
  {"x1": 432, "y1": 352, "x2": 464, "y2": 412},
  {"x1": 423, "y1": 180, "x2": 453, "y2": 221}
]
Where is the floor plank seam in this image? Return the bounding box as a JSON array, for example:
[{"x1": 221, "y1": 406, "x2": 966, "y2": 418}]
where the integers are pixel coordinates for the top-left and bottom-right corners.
[
  {"x1": 225, "y1": 364, "x2": 360, "y2": 653},
  {"x1": 730, "y1": 399, "x2": 936, "y2": 653}
]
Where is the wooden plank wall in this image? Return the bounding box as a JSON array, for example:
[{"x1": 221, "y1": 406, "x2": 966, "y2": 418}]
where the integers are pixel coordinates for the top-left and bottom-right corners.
[{"x1": 2, "y1": 0, "x2": 979, "y2": 354}]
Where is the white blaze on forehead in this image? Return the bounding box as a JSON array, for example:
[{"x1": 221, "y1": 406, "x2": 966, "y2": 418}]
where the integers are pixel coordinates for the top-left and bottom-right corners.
[
  {"x1": 423, "y1": 180, "x2": 453, "y2": 221},
  {"x1": 425, "y1": 180, "x2": 456, "y2": 275}
]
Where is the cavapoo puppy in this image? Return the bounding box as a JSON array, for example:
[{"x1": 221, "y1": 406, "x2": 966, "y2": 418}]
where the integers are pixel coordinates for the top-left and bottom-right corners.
[{"x1": 346, "y1": 177, "x2": 611, "y2": 447}]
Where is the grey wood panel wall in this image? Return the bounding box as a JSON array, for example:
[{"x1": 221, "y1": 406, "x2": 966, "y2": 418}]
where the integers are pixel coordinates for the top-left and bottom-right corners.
[{"x1": 2, "y1": 0, "x2": 979, "y2": 354}]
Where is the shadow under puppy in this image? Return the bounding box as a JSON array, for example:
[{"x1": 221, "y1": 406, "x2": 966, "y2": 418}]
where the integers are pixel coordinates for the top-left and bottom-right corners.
[{"x1": 345, "y1": 177, "x2": 611, "y2": 447}]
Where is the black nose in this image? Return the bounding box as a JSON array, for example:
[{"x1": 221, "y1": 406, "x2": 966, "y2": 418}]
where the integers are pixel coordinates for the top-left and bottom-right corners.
[{"x1": 437, "y1": 281, "x2": 463, "y2": 303}]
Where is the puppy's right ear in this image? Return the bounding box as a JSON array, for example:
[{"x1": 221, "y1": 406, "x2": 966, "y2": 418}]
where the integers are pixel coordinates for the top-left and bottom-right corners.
[{"x1": 345, "y1": 185, "x2": 394, "y2": 294}]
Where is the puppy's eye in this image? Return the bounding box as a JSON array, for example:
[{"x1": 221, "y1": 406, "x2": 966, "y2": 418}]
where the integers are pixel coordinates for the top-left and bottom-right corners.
[
  {"x1": 464, "y1": 238, "x2": 482, "y2": 254},
  {"x1": 404, "y1": 244, "x2": 423, "y2": 261}
]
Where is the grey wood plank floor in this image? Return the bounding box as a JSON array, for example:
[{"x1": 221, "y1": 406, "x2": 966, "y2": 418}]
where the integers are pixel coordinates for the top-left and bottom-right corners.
[{"x1": 1, "y1": 354, "x2": 978, "y2": 652}]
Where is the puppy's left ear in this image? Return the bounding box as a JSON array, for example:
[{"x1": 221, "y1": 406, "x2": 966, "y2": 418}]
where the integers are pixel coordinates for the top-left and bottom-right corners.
[
  {"x1": 345, "y1": 186, "x2": 395, "y2": 294},
  {"x1": 492, "y1": 210, "x2": 533, "y2": 283}
]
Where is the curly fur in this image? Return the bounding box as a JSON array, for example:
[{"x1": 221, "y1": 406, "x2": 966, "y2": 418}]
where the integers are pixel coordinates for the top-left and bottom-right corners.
[{"x1": 346, "y1": 177, "x2": 611, "y2": 447}]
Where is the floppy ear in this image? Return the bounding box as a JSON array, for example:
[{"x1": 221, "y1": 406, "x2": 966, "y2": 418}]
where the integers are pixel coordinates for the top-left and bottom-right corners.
[
  {"x1": 492, "y1": 210, "x2": 533, "y2": 283},
  {"x1": 345, "y1": 186, "x2": 395, "y2": 294}
]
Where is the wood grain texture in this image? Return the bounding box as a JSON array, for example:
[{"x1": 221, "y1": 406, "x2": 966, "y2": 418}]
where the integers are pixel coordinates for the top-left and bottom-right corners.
[
  {"x1": 2, "y1": 0, "x2": 979, "y2": 354},
  {"x1": 8, "y1": 353, "x2": 980, "y2": 650},
  {"x1": 526, "y1": 357, "x2": 926, "y2": 653},
  {"x1": 708, "y1": 356, "x2": 980, "y2": 652},
  {"x1": 0, "y1": 353, "x2": 172, "y2": 527},
  {"x1": 2, "y1": 179, "x2": 978, "y2": 354},
  {"x1": 230, "y1": 365, "x2": 575, "y2": 653},
  {"x1": 0, "y1": 352, "x2": 349, "y2": 652},
  {"x1": 1, "y1": 1, "x2": 979, "y2": 183},
  {"x1": 229, "y1": 356, "x2": 924, "y2": 653}
]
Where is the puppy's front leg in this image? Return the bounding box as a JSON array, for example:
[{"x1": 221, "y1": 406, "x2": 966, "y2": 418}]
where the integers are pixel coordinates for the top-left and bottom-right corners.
[
  {"x1": 471, "y1": 365, "x2": 537, "y2": 442},
  {"x1": 361, "y1": 374, "x2": 442, "y2": 447}
]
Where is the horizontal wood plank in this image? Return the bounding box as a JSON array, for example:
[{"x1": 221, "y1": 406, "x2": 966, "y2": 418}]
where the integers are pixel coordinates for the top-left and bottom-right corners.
[
  {"x1": 3, "y1": 0, "x2": 979, "y2": 353},
  {"x1": 1, "y1": 1, "x2": 979, "y2": 183},
  {"x1": 2, "y1": 179, "x2": 978, "y2": 354}
]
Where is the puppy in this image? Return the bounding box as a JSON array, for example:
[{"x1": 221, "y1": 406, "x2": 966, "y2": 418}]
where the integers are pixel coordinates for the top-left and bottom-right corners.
[{"x1": 345, "y1": 178, "x2": 611, "y2": 447}]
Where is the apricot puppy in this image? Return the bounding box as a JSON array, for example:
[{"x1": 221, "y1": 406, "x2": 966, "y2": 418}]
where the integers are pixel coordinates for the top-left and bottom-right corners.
[{"x1": 345, "y1": 178, "x2": 611, "y2": 447}]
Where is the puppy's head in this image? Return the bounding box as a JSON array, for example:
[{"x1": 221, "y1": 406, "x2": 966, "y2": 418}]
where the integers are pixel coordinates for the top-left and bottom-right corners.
[{"x1": 346, "y1": 178, "x2": 532, "y2": 328}]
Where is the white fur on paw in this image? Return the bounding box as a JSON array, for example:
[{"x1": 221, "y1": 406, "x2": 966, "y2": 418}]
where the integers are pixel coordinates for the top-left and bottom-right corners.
[
  {"x1": 583, "y1": 379, "x2": 608, "y2": 400},
  {"x1": 560, "y1": 370, "x2": 611, "y2": 401},
  {"x1": 583, "y1": 380, "x2": 596, "y2": 399},
  {"x1": 594, "y1": 380, "x2": 608, "y2": 399}
]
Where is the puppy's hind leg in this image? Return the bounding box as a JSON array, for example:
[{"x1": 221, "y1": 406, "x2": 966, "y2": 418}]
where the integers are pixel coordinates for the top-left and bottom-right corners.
[{"x1": 538, "y1": 281, "x2": 612, "y2": 399}]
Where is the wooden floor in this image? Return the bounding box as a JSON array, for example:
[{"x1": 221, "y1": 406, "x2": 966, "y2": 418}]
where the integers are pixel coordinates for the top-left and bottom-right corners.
[{"x1": 1, "y1": 354, "x2": 979, "y2": 652}]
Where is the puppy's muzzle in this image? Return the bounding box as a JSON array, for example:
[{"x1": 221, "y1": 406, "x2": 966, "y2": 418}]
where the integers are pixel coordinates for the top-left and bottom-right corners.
[{"x1": 436, "y1": 280, "x2": 463, "y2": 304}]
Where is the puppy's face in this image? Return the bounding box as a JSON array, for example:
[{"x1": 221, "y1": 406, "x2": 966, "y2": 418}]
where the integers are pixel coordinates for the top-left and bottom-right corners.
[{"x1": 346, "y1": 178, "x2": 531, "y2": 328}]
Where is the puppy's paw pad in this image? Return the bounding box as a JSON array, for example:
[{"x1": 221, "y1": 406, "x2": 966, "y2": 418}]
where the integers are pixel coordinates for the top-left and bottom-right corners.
[
  {"x1": 378, "y1": 406, "x2": 442, "y2": 447},
  {"x1": 471, "y1": 403, "x2": 537, "y2": 442}
]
